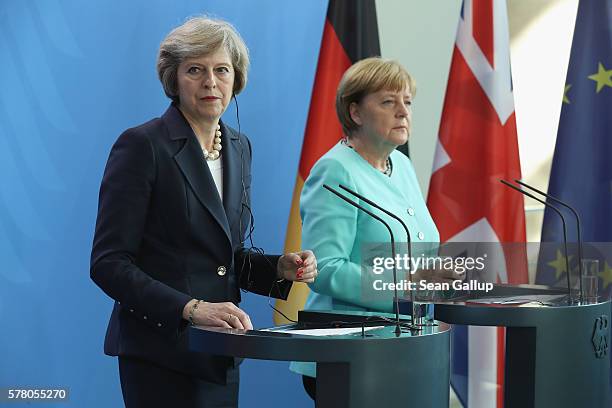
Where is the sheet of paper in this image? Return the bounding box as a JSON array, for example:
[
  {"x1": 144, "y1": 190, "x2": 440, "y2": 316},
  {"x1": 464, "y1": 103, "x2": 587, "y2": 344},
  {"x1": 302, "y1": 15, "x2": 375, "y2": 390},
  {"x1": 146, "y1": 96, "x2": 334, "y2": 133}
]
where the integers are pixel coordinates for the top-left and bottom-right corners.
[
  {"x1": 467, "y1": 294, "x2": 565, "y2": 305},
  {"x1": 260, "y1": 325, "x2": 384, "y2": 336},
  {"x1": 518, "y1": 302, "x2": 548, "y2": 308}
]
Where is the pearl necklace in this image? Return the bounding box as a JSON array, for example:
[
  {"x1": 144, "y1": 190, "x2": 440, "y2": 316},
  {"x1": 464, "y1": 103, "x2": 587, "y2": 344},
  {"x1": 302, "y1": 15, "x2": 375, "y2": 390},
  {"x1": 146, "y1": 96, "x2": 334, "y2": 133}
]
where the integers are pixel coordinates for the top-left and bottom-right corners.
[{"x1": 202, "y1": 124, "x2": 222, "y2": 161}]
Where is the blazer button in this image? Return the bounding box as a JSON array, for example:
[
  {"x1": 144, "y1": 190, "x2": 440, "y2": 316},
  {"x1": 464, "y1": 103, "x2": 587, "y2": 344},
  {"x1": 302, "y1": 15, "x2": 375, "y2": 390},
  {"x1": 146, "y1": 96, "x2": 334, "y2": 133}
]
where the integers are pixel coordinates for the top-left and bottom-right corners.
[
  {"x1": 143, "y1": 315, "x2": 148, "y2": 320},
  {"x1": 157, "y1": 323, "x2": 162, "y2": 328},
  {"x1": 407, "y1": 207, "x2": 415, "y2": 216},
  {"x1": 217, "y1": 266, "x2": 227, "y2": 276},
  {"x1": 129, "y1": 309, "x2": 134, "y2": 313},
  {"x1": 418, "y1": 232, "x2": 425, "y2": 240}
]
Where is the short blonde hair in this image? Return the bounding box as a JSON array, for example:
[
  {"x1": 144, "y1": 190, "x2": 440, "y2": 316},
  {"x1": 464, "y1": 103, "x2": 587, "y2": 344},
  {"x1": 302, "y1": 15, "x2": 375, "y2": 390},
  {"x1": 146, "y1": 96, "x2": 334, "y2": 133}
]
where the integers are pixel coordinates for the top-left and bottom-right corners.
[
  {"x1": 336, "y1": 57, "x2": 416, "y2": 136},
  {"x1": 157, "y1": 16, "x2": 250, "y2": 102}
]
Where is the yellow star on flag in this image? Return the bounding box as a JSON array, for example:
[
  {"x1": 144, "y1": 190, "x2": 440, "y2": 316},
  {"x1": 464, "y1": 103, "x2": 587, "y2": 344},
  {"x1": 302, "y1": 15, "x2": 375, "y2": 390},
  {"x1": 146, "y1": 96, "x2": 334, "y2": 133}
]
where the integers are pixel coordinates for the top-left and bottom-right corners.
[
  {"x1": 598, "y1": 261, "x2": 612, "y2": 290},
  {"x1": 548, "y1": 249, "x2": 573, "y2": 280},
  {"x1": 563, "y1": 84, "x2": 572, "y2": 104},
  {"x1": 588, "y1": 62, "x2": 612, "y2": 93}
]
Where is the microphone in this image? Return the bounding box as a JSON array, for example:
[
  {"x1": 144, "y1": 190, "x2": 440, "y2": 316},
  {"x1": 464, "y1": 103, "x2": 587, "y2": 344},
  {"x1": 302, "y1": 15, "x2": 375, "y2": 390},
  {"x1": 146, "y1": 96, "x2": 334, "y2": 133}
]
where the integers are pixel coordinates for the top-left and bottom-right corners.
[
  {"x1": 500, "y1": 180, "x2": 573, "y2": 303},
  {"x1": 513, "y1": 179, "x2": 584, "y2": 302},
  {"x1": 338, "y1": 184, "x2": 427, "y2": 325},
  {"x1": 323, "y1": 184, "x2": 407, "y2": 336}
]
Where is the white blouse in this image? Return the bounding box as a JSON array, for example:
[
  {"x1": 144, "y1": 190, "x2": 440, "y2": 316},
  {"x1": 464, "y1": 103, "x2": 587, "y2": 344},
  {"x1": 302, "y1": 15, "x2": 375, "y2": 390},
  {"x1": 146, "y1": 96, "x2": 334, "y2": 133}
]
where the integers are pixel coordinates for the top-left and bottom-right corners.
[{"x1": 207, "y1": 157, "x2": 223, "y2": 201}]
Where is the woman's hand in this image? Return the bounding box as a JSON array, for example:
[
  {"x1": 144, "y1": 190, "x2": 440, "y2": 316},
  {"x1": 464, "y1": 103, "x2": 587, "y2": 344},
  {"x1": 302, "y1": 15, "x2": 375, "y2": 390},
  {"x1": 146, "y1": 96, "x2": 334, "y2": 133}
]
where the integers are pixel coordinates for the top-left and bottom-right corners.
[
  {"x1": 277, "y1": 250, "x2": 318, "y2": 283},
  {"x1": 412, "y1": 267, "x2": 466, "y2": 284},
  {"x1": 183, "y1": 300, "x2": 253, "y2": 330}
]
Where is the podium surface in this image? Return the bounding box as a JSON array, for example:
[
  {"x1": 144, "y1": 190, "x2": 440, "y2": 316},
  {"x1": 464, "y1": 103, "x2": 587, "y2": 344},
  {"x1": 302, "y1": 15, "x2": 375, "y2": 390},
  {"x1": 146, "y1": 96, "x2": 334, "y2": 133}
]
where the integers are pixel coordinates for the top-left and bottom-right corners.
[{"x1": 190, "y1": 314, "x2": 451, "y2": 408}]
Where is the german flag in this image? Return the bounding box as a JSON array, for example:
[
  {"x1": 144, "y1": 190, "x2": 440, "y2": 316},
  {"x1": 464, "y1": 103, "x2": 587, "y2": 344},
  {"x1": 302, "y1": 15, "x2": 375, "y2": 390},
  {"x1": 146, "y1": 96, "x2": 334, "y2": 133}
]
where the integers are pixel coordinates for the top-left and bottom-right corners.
[{"x1": 274, "y1": 0, "x2": 380, "y2": 323}]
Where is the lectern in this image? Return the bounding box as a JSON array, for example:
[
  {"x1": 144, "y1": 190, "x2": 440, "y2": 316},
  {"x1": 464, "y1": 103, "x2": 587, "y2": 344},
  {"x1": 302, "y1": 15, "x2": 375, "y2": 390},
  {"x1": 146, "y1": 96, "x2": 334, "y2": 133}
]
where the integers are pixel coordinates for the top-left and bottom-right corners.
[
  {"x1": 398, "y1": 285, "x2": 611, "y2": 408},
  {"x1": 190, "y1": 312, "x2": 451, "y2": 408}
]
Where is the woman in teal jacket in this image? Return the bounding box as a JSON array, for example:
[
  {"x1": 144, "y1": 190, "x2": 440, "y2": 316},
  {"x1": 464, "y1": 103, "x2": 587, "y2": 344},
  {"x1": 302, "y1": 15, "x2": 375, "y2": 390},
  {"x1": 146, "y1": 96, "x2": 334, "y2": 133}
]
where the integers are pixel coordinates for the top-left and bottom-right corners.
[{"x1": 290, "y1": 57, "x2": 459, "y2": 400}]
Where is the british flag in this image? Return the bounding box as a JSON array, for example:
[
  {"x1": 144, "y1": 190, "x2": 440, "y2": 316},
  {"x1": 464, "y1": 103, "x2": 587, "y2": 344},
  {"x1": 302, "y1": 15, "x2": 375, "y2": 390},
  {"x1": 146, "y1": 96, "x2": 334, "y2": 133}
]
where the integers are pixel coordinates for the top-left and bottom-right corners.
[{"x1": 427, "y1": 0, "x2": 527, "y2": 406}]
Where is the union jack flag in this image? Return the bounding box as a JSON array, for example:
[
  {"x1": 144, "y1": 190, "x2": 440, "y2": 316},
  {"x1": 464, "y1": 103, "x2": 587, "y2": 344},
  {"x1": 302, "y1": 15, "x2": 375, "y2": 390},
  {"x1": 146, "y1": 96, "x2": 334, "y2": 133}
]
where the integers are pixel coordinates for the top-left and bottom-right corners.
[{"x1": 427, "y1": 0, "x2": 527, "y2": 406}]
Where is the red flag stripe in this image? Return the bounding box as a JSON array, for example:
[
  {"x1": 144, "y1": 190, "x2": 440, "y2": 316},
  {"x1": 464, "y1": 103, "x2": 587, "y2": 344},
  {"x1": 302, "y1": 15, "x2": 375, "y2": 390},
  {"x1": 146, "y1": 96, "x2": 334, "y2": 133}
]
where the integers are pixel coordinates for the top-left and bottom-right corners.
[
  {"x1": 298, "y1": 20, "x2": 351, "y2": 179},
  {"x1": 473, "y1": 0, "x2": 494, "y2": 69}
]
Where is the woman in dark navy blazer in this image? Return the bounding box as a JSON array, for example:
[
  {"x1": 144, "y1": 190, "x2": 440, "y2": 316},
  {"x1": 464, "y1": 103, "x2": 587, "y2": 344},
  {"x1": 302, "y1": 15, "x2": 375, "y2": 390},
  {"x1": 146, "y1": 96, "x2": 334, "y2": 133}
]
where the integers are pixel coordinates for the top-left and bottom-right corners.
[{"x1": 90, "y1": 17, "x2": 317, "y2": 408}]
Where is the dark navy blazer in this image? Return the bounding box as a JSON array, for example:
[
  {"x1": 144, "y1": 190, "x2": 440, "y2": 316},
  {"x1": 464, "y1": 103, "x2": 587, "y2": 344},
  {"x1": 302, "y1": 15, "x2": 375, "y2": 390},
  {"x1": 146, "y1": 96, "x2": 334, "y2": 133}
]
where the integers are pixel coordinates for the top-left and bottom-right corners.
[{"x1": 91, "y1": 104, "x2": 291, "y2": 383}]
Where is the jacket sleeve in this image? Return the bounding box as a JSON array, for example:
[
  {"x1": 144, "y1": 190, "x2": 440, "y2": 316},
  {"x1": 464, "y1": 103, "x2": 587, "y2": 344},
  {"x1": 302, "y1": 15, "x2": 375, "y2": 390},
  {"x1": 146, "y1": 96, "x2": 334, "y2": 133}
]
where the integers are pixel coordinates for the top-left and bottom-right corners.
[
  {"x1": 90, "y1": 128, "x2": 192, "y2": 338},
  {"x1": 235, "y1": 249, "x2": 291, "y2": 299},
  {"x1": 300, "y1": 158, "x2": 393, "y2": 312}
]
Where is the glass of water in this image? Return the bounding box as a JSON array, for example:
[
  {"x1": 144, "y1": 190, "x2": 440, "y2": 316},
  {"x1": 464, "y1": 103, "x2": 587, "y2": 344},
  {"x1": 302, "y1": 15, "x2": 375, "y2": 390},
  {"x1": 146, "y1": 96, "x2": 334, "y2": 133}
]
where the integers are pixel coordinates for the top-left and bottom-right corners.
[{"x1": 581, "y1": 259, "x2": 599, "y2": 304}]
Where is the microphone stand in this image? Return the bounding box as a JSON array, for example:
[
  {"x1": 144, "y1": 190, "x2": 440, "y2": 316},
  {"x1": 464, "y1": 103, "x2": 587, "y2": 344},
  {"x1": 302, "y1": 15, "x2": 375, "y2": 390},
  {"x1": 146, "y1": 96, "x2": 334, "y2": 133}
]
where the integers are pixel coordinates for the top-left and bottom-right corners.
[
  {"x1": 338, "y1": 184, "x2": 429, "y2": 326},
  {"x1": 323, "y1": 184, "x2": 411, "y2": 336},
  {"x1": 500, "y1": 180, "x2": 573, "y2": 304},
  {"x1": 514, "y1": 179, "x2": 584, "y2": 303}
]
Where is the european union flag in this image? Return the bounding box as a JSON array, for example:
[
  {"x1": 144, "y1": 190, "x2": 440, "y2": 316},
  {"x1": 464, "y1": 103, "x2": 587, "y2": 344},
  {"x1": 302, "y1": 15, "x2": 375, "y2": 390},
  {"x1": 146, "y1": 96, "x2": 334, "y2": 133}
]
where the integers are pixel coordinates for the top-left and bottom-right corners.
[{"x1": 537, "y1": 0, "x2": 612, "y2": 298}]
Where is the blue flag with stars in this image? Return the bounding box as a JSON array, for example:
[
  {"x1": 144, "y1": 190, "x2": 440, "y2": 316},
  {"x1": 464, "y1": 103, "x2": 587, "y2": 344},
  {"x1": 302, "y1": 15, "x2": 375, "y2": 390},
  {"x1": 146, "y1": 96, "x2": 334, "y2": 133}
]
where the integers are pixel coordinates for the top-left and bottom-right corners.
[{"x1": 537, "y1": 0, "x2": 612, "y2": 296}]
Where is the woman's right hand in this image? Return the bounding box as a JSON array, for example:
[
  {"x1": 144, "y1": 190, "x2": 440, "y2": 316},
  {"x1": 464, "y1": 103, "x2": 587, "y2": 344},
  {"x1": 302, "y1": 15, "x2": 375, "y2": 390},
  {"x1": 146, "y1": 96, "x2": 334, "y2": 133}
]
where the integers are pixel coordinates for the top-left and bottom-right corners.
[
  {"x1": 411, "y1": 267, "x2": 466, "y2": 285},
  {"x1": 182, "y1": 300, "x2": 253, "y2": 330}
]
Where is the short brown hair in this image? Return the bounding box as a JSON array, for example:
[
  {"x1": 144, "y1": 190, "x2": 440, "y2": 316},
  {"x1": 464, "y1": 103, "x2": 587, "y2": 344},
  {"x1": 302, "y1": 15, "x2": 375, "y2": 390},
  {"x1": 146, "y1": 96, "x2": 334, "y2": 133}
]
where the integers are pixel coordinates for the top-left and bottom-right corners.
[
  {"x1": 157, "y1": 16, "x2": 250, "y2": 102},
  {"x1": 336, "y1": 57, "x2": 416, "y2": 136}
]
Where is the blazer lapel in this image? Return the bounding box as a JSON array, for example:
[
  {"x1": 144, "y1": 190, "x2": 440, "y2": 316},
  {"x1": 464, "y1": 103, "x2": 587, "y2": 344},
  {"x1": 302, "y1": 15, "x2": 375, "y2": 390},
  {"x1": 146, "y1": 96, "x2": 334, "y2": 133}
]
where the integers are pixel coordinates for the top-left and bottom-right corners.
[
  {"x1": 163, "y1": 105, "x2": 232, "y2": 244},
  {"x1": 221, "y1": 122, "x2": 243, "y2": 229}
]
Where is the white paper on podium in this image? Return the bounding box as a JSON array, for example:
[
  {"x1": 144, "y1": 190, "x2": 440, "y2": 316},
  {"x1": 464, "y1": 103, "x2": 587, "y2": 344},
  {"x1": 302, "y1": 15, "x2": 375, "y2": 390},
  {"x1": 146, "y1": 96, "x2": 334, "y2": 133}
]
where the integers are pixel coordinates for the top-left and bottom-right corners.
[
  {"x1": 467, "y1": 294, "x2": 564, "y2": 305},
  {"x1": 260, "y1": 325, "x2": 384, "y2": 336}
]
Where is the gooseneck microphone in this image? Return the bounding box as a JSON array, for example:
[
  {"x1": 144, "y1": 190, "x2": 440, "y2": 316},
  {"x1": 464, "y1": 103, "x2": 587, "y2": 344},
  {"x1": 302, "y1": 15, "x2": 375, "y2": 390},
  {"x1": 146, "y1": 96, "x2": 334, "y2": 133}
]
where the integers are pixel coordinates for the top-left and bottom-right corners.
[
  {"x1": 323, "y1": 184, "x2": 404, "y2": 336},
  {"x1": 500, "y1": 180, "x2": 573, "y2": 303},
  {"x1": 338, "y1": 184, "x2": 421, "y2": 322},
  {"x1": 514, "y1": 179, "x2": 584, "y2": 302}
]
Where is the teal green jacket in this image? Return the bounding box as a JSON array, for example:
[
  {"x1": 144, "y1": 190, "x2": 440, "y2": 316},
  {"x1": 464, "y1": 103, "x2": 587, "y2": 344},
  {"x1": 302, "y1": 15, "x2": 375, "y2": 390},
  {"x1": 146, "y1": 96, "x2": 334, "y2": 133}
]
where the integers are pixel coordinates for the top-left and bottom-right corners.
[{"x1": 290, "y1": 142, "x2": 439, "y2": 377}]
